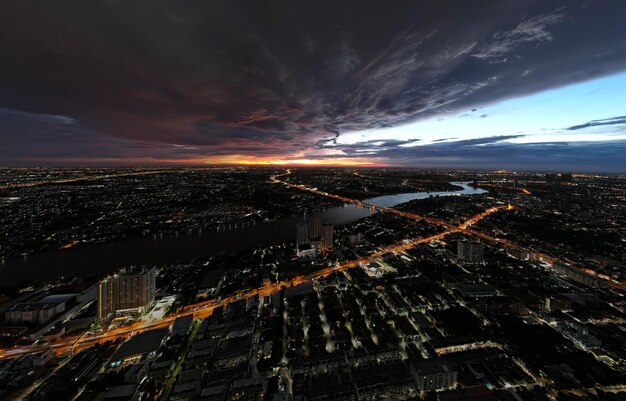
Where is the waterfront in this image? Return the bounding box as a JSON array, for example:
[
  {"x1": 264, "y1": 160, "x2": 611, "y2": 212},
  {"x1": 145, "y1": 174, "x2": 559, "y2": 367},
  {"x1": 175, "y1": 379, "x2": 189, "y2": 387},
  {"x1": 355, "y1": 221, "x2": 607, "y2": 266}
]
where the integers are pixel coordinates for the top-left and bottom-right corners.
[{"x1": 0, "y1": 183, "x2": 485, "y2": 286}]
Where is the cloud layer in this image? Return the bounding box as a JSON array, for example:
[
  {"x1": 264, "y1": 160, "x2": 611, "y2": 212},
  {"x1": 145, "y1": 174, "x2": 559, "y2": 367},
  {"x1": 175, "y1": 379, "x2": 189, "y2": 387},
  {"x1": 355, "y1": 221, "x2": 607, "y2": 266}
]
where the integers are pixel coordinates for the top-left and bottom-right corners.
[{"x1": 1, "y1": 1, "x2": 626, "y2": 169}]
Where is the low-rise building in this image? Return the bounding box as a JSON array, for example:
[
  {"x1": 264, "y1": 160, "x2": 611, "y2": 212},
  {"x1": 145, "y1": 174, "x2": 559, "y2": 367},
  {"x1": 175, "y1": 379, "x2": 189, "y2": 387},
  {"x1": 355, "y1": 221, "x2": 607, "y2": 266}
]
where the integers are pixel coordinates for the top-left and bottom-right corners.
[
  {"x1": 109, "y1": 328, "x2": 168, "y2": 368},
  {"x1": 172, "y1": 314, "x2": 193, "y2": 336},
  {"x1": 5, "y1": 293, "x2": 76, "y2": 325},
  {"x1": 410, "y1": 358, "x2": 457, "y2": 393}
]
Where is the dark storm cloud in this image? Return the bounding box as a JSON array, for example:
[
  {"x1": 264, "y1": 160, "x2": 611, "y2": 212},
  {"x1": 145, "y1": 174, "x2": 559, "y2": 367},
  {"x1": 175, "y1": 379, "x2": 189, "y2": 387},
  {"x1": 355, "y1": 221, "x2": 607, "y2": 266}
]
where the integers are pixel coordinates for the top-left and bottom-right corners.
[
  {"x1": 322, "y1": 135, "x2": 523, "y2": 158},
  {"x1": 0, "y1": 108, "x2": 209, "y2": 165},
  {"x1": 566, "y1": 116, "x2": 626, "y2": 131},
  {"x1": 1, "y1": 0, "x2": 626, "y2": 165},
  {"x1": 329, "y1": 134, "x2": 626, "y2": 172}
]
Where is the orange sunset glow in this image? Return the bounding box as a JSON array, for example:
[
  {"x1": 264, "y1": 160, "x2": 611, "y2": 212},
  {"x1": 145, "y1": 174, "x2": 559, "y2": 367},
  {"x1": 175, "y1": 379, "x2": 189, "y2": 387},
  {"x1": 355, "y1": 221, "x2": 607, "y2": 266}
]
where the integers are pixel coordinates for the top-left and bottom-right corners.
[{"x1": 205, "y1": 155, "x2": 387, "y2": 166}]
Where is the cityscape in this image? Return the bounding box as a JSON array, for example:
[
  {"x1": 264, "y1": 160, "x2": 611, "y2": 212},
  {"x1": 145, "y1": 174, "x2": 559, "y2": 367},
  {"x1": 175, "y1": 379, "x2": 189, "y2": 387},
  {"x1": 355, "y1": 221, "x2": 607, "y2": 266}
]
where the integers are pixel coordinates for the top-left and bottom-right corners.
[
  {"x1": 1, "y1": 168, "x2": 625, "y2": 400},
  {"x1": 1, "y1": 1, "x2": 626, "y2": 401}
]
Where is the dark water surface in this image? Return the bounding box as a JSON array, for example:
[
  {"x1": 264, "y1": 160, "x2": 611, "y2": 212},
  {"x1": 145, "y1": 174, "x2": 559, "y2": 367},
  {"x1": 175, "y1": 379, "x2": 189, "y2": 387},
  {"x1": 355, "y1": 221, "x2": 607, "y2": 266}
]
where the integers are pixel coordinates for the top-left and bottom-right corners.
[{"x1": 1, "y1": 183, "x2": 486, "y2": 286}]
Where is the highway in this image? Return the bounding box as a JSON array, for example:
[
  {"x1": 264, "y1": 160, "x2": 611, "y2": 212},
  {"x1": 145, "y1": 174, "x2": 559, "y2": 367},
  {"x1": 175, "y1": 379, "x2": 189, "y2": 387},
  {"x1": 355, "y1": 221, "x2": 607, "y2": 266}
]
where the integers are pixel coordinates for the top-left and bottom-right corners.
[
  {"x1": 272, "y1": 169, "x2": 626, "y2": 291},
  {"x1": 1, "y1": 168, "x2": 622, "y2": 361},
  {"x1": 0, "y1": 200, "x2": 508, "y2": 361}
]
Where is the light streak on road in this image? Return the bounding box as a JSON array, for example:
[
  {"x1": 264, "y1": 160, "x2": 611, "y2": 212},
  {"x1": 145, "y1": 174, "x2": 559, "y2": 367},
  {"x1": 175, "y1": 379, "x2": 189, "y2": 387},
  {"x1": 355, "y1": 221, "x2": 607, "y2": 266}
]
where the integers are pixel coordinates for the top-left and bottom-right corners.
[
  {"x1": 272, "y1": 169, "x2": 625, "y2": 291},
  {"x1": 1, "y1": 169, "x2": 622, "y2": 362},
  {"x1": 0, "y1": 202, "x2": 508, "y2": 361}
]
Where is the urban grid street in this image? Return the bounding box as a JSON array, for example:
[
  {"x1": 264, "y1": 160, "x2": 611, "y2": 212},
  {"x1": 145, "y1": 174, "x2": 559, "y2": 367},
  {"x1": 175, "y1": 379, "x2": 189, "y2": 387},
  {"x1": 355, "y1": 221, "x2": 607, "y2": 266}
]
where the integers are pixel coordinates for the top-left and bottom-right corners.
[{"x1": 2, "y1": 2, "x2": 626, "y2": 400}]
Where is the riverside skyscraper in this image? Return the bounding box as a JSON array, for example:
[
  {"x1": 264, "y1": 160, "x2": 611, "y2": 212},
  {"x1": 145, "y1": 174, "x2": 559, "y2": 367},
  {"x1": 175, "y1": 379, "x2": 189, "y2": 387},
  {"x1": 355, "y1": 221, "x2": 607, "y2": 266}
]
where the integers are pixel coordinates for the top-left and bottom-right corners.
[
  {"x1": 309, "y1": 217, "x2": 321, "y2": 240},
  {"x1": 296, "y1": 223, "x2": 309, "y2": 247},
  {"x1": 321, "y1": 223, "x2": 334, "y2": 251},
  {"x1": 97, "y1": 267, "x2": 156, "y2": 324}
]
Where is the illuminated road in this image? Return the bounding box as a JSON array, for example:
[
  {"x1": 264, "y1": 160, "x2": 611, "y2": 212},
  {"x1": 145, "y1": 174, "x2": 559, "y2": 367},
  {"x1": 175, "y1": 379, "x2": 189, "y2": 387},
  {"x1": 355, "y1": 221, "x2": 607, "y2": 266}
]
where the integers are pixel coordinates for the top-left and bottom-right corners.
[
  {"x1": 0, "y1": 203, "x2": 508, "y2": 361},
  {"x1": 353, "y1": 171, "x2": 532, "y2": 195},
  {"x1": 463, "y1": 227, "x2": 626, "y2": 291},
  {"x1": 272, "y1": 169, "x2": 626, "y2": 291},
  {"x1": 1, "y1": 169, "x2": 621, "y2": 361},
  {"x1": 272, "y1": 169, "x2": 507, "y2": 231},
  {"x1": 272, "y1": 169, "x2": 455, "y2": 229},
  {"x1": 352, "y1": 170, "x2": 439, "y2": 185},
  {"x1": 0, "y1": 169, "x2": 171, "y2": 190}
]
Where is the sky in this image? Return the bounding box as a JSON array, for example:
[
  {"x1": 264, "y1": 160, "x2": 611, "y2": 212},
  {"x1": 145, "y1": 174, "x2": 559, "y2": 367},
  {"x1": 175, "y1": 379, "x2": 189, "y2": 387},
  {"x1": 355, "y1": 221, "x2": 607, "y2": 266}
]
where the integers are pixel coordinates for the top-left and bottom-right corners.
[{"x1": 1, "y1": 1, "x2": 626, "y2": 172}]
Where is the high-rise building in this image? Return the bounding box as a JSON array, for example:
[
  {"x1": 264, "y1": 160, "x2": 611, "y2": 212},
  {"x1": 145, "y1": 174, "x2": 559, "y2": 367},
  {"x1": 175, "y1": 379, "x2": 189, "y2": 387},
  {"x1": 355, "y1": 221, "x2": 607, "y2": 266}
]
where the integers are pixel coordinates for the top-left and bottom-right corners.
[
  {"x1": 349, "y1": 232, "x2": 364, "y2": 245},
  {"x1": 309, "y1": 217, "x2": 321, "y2": 240},
  {"x1": 97, "y1": 276, "x2": 115, "y2": 323},
  {"x1": 457, "y1": 240, "x2": 483, "y2": 264},
  {"x1": 321, "y1": 223, "x2": 333, "y2": 251},
  {"x1": 296, "y1": 223, "x2": 309, "y2": 247},
  {"x1": 97, "y1": 267, "x2": 156, "y2": 324},
  {"x1": 116, "y1": 267, "x2": 156, "y2": 314}
]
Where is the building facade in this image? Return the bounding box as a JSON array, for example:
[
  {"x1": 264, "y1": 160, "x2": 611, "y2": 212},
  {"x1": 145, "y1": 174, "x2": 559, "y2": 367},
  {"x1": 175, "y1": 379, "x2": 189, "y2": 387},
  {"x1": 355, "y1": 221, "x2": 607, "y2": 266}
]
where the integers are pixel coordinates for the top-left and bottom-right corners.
[
  {"x1": 309, "y1": 217, "x2": 321, "y2": 240},
  {"x1": 410, "y1": 358, "x2": 458, "y2": 392},
  {"x1": 321, "y1": 223, "x2": 333, "y2": 251},
  {"x1": 457, "y1": 240, "x2": 484, "y2": 264},
  {"x1": 296, "y1": 223, "x2": 309, "y2": 247},
  {"x1": 97, "y1": 267, "x2": 156, "y2": 324},
  {"x1": 6, "y1": 301, "x2": 66, "y2": 325}
]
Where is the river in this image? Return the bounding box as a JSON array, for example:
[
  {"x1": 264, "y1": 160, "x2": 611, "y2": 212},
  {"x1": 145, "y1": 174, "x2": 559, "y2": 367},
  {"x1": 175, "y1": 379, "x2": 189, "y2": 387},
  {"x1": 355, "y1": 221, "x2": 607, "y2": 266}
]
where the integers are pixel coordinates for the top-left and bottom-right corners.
[{"x1": 0, "y1": 182, "x2": 486, "y2": 287}]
